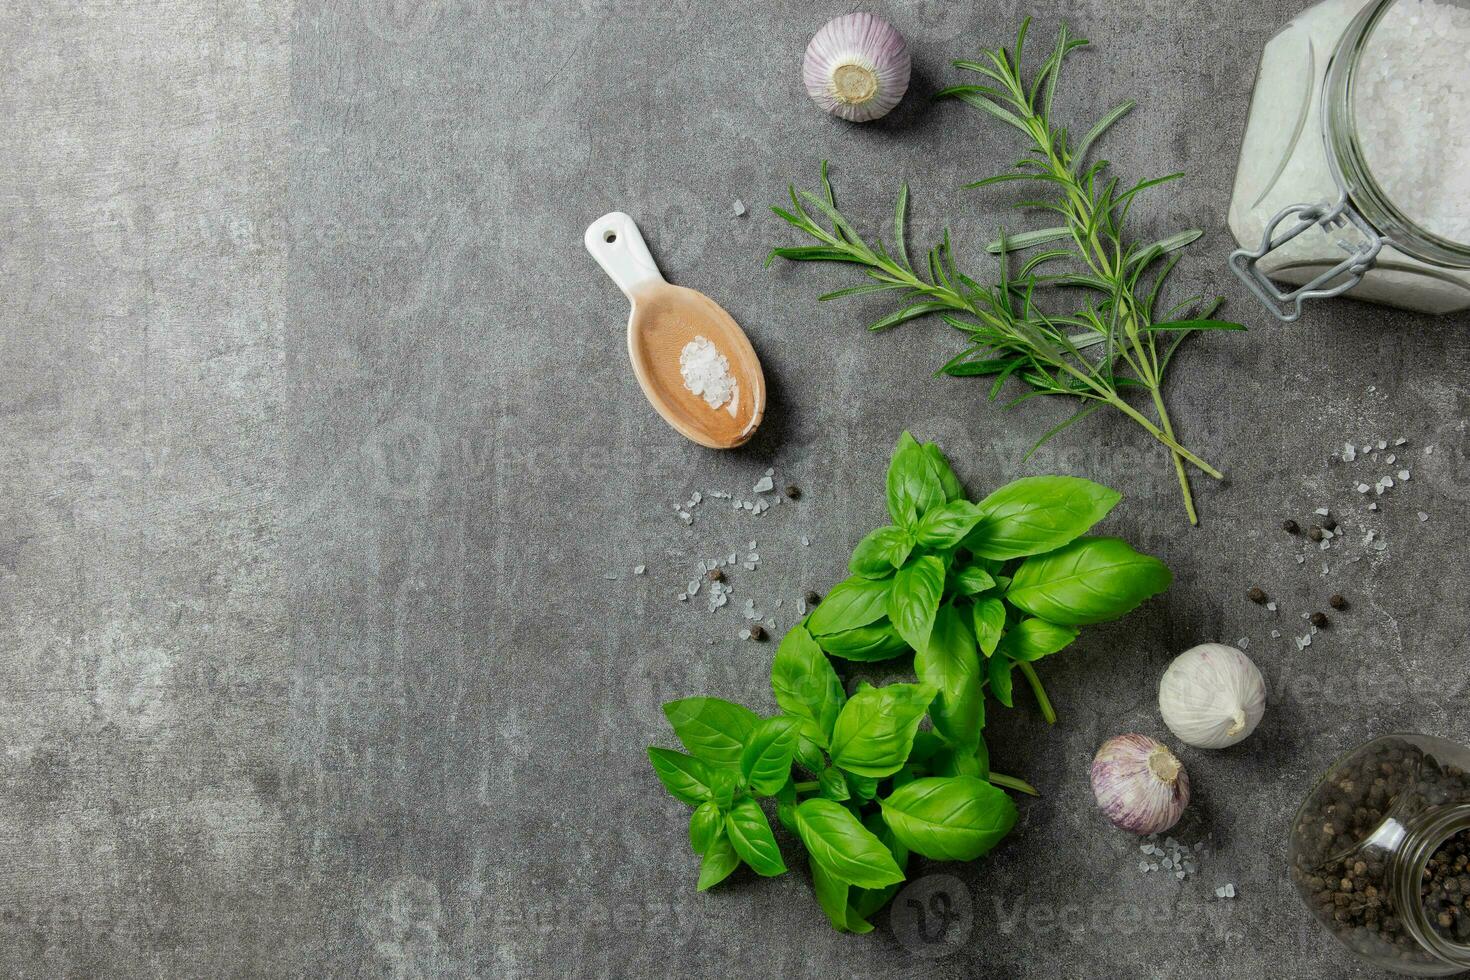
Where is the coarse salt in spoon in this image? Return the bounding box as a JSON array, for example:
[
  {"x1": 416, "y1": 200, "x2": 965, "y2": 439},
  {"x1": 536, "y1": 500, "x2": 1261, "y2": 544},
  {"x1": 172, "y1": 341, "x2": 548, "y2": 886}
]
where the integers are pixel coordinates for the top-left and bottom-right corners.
[{"x1": 584, "y1": 212, "x2": 765, "y2": 449}]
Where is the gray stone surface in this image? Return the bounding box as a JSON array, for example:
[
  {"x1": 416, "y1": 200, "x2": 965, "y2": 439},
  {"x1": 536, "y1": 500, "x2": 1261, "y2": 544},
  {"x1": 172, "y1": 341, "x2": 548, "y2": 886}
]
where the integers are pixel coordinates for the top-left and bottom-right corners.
[{"x1": 2, "y1": 0, "x2": 1468, "y2": 977}]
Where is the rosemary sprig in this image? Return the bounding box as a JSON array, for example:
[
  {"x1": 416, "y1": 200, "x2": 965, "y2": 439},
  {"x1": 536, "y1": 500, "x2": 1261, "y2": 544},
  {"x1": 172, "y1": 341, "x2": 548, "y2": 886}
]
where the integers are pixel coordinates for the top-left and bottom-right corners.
[{"x1": 766, "y1": 20, "x2": 1240, "y2": 525}]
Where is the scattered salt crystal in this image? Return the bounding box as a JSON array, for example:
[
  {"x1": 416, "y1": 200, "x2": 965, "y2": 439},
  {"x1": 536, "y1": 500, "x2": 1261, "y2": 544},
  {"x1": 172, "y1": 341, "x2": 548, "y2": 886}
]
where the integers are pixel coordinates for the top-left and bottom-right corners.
[
  {"x1": 764, "y1": 468, "x2": 773, "y2": 476},
  {"x1": 1418, "y1": 511, "x2": 1429, "y2": 522},
  {"x1": 1386, "y1": 454, "x2": 1396, "y2": 465},
  {"x1": 774, "y1": 598, "x2": 783, "y2": 608},
  {"x1": 1271, "y1": 629, "x2": 1282, "y2": 638},
  {"x1": 739, "y1": 629, "x2": 750, "y2": 640},
  {"x1": 753, "y1": 476, "x2": 774, "y2": 493},
  {"x1": 1295, "y1": 555, "x2": 1306, "y2": 564},
  {"x1": 1357, "y1": 483, "x2": 1371, "y2": 493},
  {"x1": 1377, "y1": 440, "x2": 1388, "y2": 450},
  {"x1": 1369, "y1": 502, "x2": 1379, "y2": 511},
  {"x1": 1426, "y1": 445, "x2": 1436, "y2": 455},
  {"x1": 1343, "y1": 443, "x2": 1357, "y2": 462},
  {"x1": 1315, "y1": 507, "x2": 1331, "y2": 516},
  {"x1": 1374, "y1": 540, "x2": 1388, "y2": 551},
  {"x1": 1224, "y1": 884, "x2": 1236, "y2": 898},
  {"x1": 732, "y1": 199, "x2": 746, "y2": 217},
  {"x1": 634, "y1": 565, "x2": 646, "y2": 575},
  {"x1": 689, "y1": 580, "x2": 701, "y2": 595},
  {"x1": 1266, "y1": 601, "x2": 1277, "y2": 612},
  {"x1": 801, "y1": 535, "x2": 810, "y2": 547},
  {"x1": 1319, "y1": 540, "x2": 1331, "y2": 551},
  {"x1": 1398, "y1": 469, "x2": 1410, "y2": 481},
  {"x1": 797, "y1": 598, "x2": 807, "y2": 615},
  {"x1": 678, "y1": 593, "x2": 688, "y2": 602},
  {"x1": 1395, "y1": 437, "x2": 1408, "y2": 446},
  {"x1": 1237, "y1": 637, "x2": 1249, "y2": 649}
]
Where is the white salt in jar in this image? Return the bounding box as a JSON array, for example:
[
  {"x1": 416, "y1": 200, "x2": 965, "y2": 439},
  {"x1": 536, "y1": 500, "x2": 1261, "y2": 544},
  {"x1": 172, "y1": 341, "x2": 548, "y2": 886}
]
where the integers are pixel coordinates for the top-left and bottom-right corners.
[{"x1": 1229, "y1": 0, "x2": 1470, "y2": 321}]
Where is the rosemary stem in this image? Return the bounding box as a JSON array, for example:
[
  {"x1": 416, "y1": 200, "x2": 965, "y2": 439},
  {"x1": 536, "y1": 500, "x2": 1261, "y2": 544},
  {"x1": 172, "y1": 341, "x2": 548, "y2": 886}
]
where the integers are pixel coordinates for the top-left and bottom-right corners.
[
  {"x1": 1104, "y1": 394, "x2": 1222, "y2": 479},
  {"x1": 1148, "y1": 386, "x2": 1200, "y2": 525}
]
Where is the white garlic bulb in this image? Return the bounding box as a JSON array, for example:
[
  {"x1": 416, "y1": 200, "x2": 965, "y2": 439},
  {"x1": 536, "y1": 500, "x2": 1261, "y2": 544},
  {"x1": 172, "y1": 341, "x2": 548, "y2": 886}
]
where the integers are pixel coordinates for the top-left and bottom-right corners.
[
  {"x1": 802, "y1": 13, "x2": 911, "y2": 123},
  {"x1": 1091, "y1": 734, "x2": 1190, "y2": 834},
  {"x1": 1158, "y1": 643, "x2": 1267, "y2": 749}
]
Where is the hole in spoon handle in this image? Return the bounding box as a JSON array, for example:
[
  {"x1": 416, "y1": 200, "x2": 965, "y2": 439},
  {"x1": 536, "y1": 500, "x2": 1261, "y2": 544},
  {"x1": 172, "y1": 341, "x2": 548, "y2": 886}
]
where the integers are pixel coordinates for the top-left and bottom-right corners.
[{"x1": 584, "y1": 211, "x2": 664, "y2": 300}]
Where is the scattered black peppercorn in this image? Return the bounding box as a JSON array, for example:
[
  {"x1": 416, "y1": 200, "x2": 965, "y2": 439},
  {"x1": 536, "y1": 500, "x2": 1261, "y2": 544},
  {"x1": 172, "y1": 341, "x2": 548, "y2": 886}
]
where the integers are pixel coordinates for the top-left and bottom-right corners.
[
  {"x1": 749, "y1": 625, "x2": 767, "y2": 642},
  {"x1": 1310, "y1": 527, "x2": 1325, "y2": 542},
  {"x1": 784, "y1": 485, "x2": 801, "y2": 500},
  {"x1": 1248, "y1": 587, "x2": 1268, "y2": 604},
  {"x1": 707, "y1": 568, "x2": 725, "y2": 583},
  {"x1": 1330, "y1": 594, "x2": 1348, "y2": 610},
  {"x1": 1283, "y1": 519, "x2": 1301, "y2": 534},
  {"x1": 804, "y1": 590, "x2": 822, "y2": 606},
  {"x1": 1311, "y1": 611, "x2": 1329, "y2": 628}
]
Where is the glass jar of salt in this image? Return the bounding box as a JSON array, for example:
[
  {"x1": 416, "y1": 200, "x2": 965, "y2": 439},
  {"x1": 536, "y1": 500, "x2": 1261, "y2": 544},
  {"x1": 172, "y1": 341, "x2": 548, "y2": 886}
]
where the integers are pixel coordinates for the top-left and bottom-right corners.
[
  {"x1": 1289, "y1": 735, "x2": 1470, "y2": 975},
  {"x1": 1229, "y1": 0, "x2": 1470, "y2": 321}
]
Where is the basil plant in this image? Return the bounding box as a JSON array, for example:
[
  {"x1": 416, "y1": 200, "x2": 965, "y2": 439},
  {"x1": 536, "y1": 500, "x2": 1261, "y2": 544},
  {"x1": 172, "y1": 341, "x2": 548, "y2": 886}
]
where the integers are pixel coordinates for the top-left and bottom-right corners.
[{"x1": 648, "y1": 432, "x2": 1170, "y2": 932}]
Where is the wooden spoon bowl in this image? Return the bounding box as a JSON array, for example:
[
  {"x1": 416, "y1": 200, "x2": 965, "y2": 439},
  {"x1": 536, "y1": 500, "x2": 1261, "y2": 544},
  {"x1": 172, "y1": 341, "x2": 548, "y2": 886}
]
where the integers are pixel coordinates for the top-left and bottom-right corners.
[{"x1": 585, "y1": 212, "x2": 765, "y2": 449}]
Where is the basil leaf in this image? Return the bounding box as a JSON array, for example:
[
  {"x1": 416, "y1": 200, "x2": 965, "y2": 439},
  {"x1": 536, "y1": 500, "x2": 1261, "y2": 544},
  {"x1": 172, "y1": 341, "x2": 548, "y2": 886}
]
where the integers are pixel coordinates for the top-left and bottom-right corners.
[
  {"x1": 886, "y1": 431, "x2": 946, "y2": 527},
  {"x1": 696, "y1": 830, "x2": 741, "y2": 891},
  {"x1": 793, "y1": 728, "x2": 827, "y2": 773},
  {"x1": 663, "y1": 697, "x2": 761, "y2": 766},
  {"x1": 771, "y1": 625, "x2": 845, "y2": 742},
  {"x1": 965, "y1": 476, "x2": 1122, "y2": 560},
  {"x1": 1006, "y1": 536, "x2": 1172, "y2": 625},
  {"x1": 888, "y1": 555, "x2": 945, "y2": 653},
  {"x1": 845, "y1": 771, "x2": 879, "y2": 801},
  {"x1": 933, "y1": 739, "x2": 990, "y2": 779},
  {"x1": 795, "y1": 798, "x2": 906, "y2": 888},
  {"x1": 726, "y1": 798, "x2": 787, "y2": 877},
  {"x1": 829, "y1": 682, "x2": 936, "y2": 778},
  {"x1": 849, "y1": 525, "x2": 914, "y2": 578},
  {"x1": 848, "y1": 812, "x2": 909, "y2": 920},
  {"x1": 689, "y1": 801, "x2": 722, "y2": 854},
  {"x1": 808, "y1": 576, "x2": 894, "y2": 635},
  {"x1": 775, "y1": 780, "x2": 799, "y2": 833},
  {"x1": 953, "y1": 564, "x2": 997, "y2": 596},
  {"x1": 740, "y1": 716, "x2": 801, "y2": 796},
  {"x1": 815, "y1": 619, "x2": 911, "y2": 662},
  {"x1": 998, "y1": 618, "x2": 1079, "y2": 661},
  {"x1": 915, "y1": 605, "x2": 985, "y2": 751},
  {"x1": 972, "y1": 597, "x2": 1006, "y2": 657},
  {"x1": 879, "y1": 776, "x2": 1019, "y2": 861},
  {"x1": 647, "y1": 747, "x2": 714, "y2": 804},
  {"x1": 810, "y1": 856, "x2": 874, "y2": 934},
  {"x1": 909, "y1": 729, "x2": 944, "y2": 764},
  {"x1": 923, "y1": 442, "x2": 965, "y2": 503},
  {"x1": 914, "y1": 499, "x2": 985, "y2": 550},
  {"x1": 988, "y1": 652, "x2": 1015, "y2": 707},
  {"x1": 709, "y1": 768, "x2": 739, "y2": 809},
  {"x1": 818, "y1": 767, "x2": 851, "y2": 801}
]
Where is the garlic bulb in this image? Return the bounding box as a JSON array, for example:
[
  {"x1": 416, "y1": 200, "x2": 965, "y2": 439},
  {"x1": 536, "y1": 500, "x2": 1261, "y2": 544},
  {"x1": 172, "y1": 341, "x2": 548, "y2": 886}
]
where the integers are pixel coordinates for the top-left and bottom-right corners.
[
  {"x1": 803, "y1": 13, "x2": 911, "y2": 122},
  {"x1": 1091, "y1": 734, "x2": 1190, "y2": 834},
  {"x1": 1159, "y1": 643, "x2": 1267, "y2": 749}
]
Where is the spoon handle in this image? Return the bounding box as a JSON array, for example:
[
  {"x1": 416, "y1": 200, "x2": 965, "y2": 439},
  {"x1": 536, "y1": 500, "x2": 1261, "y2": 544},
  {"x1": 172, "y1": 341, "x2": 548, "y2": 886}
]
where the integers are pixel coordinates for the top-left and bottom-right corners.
[{"x1": 584, "y1": 212, "x2": 665, "y2": 300}]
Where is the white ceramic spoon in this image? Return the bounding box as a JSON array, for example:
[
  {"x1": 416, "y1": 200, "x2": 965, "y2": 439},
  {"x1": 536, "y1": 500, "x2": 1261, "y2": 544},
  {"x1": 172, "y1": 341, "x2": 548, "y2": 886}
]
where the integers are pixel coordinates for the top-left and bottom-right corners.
[{"x1": 584, "y1": 212, "x2": 765, "y2": 449}]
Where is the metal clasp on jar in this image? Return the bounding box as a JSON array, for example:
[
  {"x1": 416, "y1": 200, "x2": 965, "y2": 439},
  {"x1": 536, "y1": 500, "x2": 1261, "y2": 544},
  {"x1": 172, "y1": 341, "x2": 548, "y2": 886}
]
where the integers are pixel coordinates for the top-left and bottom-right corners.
[{"x1": 1229, "y1": 192, "x2": 1388, "y2": 322}]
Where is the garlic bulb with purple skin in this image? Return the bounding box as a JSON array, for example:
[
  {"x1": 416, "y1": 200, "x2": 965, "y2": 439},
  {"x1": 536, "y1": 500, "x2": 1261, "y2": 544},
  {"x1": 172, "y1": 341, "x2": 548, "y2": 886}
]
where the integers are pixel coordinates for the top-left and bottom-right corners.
[
  {"x1": 803, "y1": 13, "x2": 911, "y2": 122},
  {"x1": 1091, "y1": 734, "x2": 1191, "y2": 834}
]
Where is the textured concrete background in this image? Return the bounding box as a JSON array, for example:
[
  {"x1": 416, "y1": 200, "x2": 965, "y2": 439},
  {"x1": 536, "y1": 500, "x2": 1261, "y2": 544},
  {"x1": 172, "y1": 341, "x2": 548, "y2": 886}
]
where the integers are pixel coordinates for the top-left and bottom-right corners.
[{"x1": 3, "y1": 0, "x2": 1469, "y2": 977}]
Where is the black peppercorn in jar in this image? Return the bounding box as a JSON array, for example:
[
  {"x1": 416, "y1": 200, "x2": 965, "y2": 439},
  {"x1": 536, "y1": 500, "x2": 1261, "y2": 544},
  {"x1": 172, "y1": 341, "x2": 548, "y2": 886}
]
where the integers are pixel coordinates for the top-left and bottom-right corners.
[{"x1": 1289, "y1": 735, "x2": 1470, "y2": 975}]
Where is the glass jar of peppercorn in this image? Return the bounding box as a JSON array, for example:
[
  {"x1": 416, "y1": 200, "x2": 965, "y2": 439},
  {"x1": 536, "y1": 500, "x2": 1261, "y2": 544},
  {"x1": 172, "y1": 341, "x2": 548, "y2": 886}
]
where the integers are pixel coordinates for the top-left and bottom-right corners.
[{"x1": 1289, "y1": 735, "x2": 1470, "y2": 975}]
